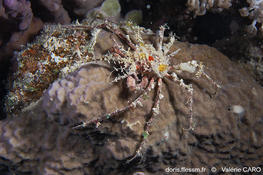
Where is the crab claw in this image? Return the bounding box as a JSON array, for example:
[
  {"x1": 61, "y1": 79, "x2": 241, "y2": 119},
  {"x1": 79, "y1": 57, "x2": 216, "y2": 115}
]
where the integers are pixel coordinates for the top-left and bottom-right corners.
[
  {"x1": 139, "y1": 76, "x2": 149, "y2": 90},
  {"x1": 127, "y1": 76, "x2": 136, "y2": 91}
]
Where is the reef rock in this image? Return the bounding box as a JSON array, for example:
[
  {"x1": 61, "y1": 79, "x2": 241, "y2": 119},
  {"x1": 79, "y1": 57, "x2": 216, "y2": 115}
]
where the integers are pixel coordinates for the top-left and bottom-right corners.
[{"x1": 1, "y1": 19, "x2": 263, "y2": 175}]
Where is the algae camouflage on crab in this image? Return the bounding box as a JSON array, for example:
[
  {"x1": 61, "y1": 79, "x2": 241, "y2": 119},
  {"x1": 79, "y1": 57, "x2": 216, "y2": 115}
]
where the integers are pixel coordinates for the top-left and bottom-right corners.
[{"x1": 6, "y1": 18, "x2": 220, "y2": 160}]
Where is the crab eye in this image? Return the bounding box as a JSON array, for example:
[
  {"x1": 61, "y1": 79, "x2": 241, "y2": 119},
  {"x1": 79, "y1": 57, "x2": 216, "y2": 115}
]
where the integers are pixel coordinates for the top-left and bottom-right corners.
[{"x1": 148, "y1": 56, "x2": 154, "y2": 61}]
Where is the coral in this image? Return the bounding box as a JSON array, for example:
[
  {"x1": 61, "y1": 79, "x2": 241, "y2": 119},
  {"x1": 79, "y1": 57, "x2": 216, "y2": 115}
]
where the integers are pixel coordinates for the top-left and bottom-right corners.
[
  {"x1": 100, "y1": 0, "x2": 121, "y2": 17},
  {"x1": 239, "y1": 0, "x2": 263, "y2": 34},
  {"x1": 187, "y1": 0, "x2": 232, "y2": 16},
  {"x1": 0, "y1": 0, "x2": 40, "y2": 63},
  {"x1": 63, "y1": 0, "x2": 104, "y2": 17},
  {"x1": 33, "y1": 0, "x2": 71, "y2": 24},
  {"x1": 42, "y1": 65, "x2": 113, "y2": 124},
  {"x1": 84, "y1": 0, "x2": 121, "y2": 21},
  {"x1": 41, "y1": 0, "x2": 70, "y2": 24},
  {"x1": 2, "y1": 17, "x2": 43, "y2": 54},
  {"x1": 3, "y1": 0, "x2": 33, "y2": 30}
]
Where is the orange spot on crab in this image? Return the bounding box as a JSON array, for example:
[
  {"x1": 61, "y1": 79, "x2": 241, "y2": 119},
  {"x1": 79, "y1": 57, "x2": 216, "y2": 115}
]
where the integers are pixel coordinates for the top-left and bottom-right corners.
[{"x1": 148, "y1": 56, "x2": 154, "y2": 61}]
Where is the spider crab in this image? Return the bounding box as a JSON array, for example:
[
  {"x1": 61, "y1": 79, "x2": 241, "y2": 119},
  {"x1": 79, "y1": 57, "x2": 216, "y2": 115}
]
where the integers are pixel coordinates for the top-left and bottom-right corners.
[{"x1": 72, "y1": 21, "x2": 220, "y2": 161}]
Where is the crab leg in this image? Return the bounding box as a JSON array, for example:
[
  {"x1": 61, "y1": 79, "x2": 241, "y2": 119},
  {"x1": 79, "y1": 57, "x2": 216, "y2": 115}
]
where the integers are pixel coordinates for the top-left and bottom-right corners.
[
  {"x1": 109, "y1": 46, "x2": 127, "y2": 58},
  {"x1": 99, "y1": 23, "x2": 137, "y2": 51},
  {"x1": 73, "y1": 78, "x2": 155, "y2": 130},
  {"x1": 63, "y1": 25, "x2": 93, "y2": 31},
  {"x1": 165, "y1": 73, "x2": 195, "y2": 131},
  {"x1": 128, "y1": 78, "x2": 163, "y2": 162},
  {"x1": 183, "y1": 84, "x2": 194, "y2": 131},
  {"x1": 64, "y1": 22, "x2": 137, "y2": 51},
  {"x1": 156, "y1": 26, "x2": 165, "y2": 52}
]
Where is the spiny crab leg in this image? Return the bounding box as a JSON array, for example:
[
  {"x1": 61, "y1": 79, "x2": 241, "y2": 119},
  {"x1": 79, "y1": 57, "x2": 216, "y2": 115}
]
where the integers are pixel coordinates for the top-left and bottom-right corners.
[
  {"x1": 99, "y1": 23, "x2": 137, "y2": 51},
  {"x1": 109, "y1": 46, "x2": 126, "y2": 58},
  {"x1": 64, "y1": 22, "x2": 137, "y2": 51},
  {"x1": 156, "y1": 25, "x2": 165, "y2": 52},
  {"x1": 73, "y1": 78, "x2": 155, "y2": 130},
  {"x1": 127, "y1": 75, "x2": 149, "y2": 92},
  {"x1": 183, "y1": 84, "x2": 194, "y2": 131},
  {"x1": 165, "y1": 74, "x2": 195, "y2": 131},
  {"x1": 128, "y1": 78, "x2": 163, "y2": 162},
  {"x1": 64, "y1": 25, "x2": 93, "y2": 31}
]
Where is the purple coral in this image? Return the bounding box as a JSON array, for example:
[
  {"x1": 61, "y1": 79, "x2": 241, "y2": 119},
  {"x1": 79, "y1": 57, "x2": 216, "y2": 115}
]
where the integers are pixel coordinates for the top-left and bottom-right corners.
[
  {"x1": 4, "y1": 0, "x2": 17, "y2": 9},
  {"x1": 38, "y1": 0, "x2": 71, "y2": 24},
  {"x1": 3, "y1": 0, "x2": 33, "y2": 30}
]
